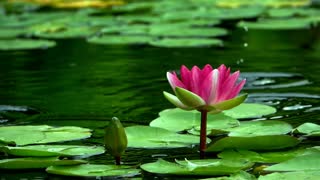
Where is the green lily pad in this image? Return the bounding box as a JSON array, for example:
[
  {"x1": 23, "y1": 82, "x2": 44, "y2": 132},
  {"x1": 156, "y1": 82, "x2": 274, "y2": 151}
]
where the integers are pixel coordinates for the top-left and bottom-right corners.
[
  {"x1": 218, "y1": 148, "x2": 306, "y2": 163},
  {"x1": 0, "y1": 157, "x2": 86, "y2": 169},
  {"x1": 206, "y1": 135, "x2": 300, "y2": 152},
  {"x1": 149, "y1": 38, "x2": 223, "y2": 48},
  {"x1": 141, "y1": 158, "x2": 253, "y2": 176},
  {"x1": 267, "y1": 8, "x2": 320, "y2": 18},
  {"x1": 225, "y1": 120, "x2": 292, "y2": 137},
  {"x1": 87, "y1": 35, "x2": 152, "y2": 45},
  {"x1": 125, "y1": 126, "x2": 210, "y2": 148},
  {"x1": 34, "y1": 27, "x2": 97, "y2": 39},
  {"x1": 0, "y1": 39, "x2": 56, "y2": 50},
  {"x1": 150, "y1": 108, "x2": 239, "y2": 133},
  {"x1": 202, "y1": 171, "x2": 256, "y2": 180},
  {"x1": 237, "y1": 18, "x2": 316, "y2": 30},
  {"x1": 213, "y1": 0, "x2": 311, "y2": 8},
  {"x1": 258, "y1": 171, "x2": 320, "y2": 180},
  {"x1": 1, "y1": 145, "x2": 105, "y2": 157},
  {"x1": 101, "y1": 25, "x2": 149, "y2": 35},
  {"x1": 265, "y1": 151, "x2": 320, "y2": 172},
  {"x1": 293, "y1": 122, "x2": 320, "y2": 136},
  {"x1": 222, "y1": 103, "x2": 277, "y2": 119},
  {"x1": 46, "y1": 164, "x2": 140, "y2": 177},
  {"x1": 0, "y1": 28, "x2": 28, "y2": 38},
  {"x1": 149, "y1": 25, "x2": 228, "y2": 37},
  {"x1": 0, "y1": 125, "x2": 91, "y2": 146}
]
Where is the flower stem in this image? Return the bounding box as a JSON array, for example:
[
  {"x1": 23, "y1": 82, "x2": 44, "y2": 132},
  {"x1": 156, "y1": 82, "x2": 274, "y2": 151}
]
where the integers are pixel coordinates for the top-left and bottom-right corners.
[
  {"x1": 115, "y1": 156, "x2": 121, "y2": 165},
  {"x1": 200, "y1": 110, "x2": 208, "y2": 159}
]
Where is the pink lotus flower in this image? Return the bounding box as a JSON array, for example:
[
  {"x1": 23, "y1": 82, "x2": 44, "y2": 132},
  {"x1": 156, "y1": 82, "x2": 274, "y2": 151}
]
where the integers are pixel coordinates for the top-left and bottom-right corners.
[{"x1": 163, "y1": 64, "x2": 247, "y2": 113}]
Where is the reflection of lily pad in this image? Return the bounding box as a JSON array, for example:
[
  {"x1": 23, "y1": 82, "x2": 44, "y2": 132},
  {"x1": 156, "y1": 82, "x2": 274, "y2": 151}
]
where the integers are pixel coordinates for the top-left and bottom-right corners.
[
  {"x1": 149, "y1": 38, "x2": 223, "y2": 48},
  {"x1": 88, "y1": 35, "x2": 152, "y2": 45},
  {"x1": 1, "y1": 145, "x2": 104, "y2": 157},
  {"x1": 141, "y1": 158, "x2": 253, "y2": 176},
  {"x1": 222, "y1": 103, "x2": 277, "y2": 119},
  {"x1": 0, "y1": 157, "x2": 86, "y2": 169},
  {"x1": 293, "y1": 122, "x2": 320, "y2": 136},
  {"x1": 46, "y1": 164, "x2": 140, "y2": 177},
  {"x1": 125, "y1": 126, "x2": 210, "y2": 148},
  {"x1": 0, "y1": 39, "x2": 56, "y2": 50},
  {"x1": 0, "y1": 125, "x2": 91, "y2": 146},
  {"x1": 207, "y1": 135, "x2": 300, "y2": 152},
  {"x1": 150, "y1": 108, "x2": 239, "y2": 133}
]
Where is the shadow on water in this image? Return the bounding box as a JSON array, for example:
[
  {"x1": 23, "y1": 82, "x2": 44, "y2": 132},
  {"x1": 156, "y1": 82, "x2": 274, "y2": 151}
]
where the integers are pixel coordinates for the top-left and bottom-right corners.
[{"x1": 1, "y1": 28, "x2": 320, "y2": 179}]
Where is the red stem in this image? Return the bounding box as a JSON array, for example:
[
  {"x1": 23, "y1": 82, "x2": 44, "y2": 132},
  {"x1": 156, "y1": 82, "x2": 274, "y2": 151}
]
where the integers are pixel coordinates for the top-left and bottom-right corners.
[
  {"x1": 115, "y1": 156, "x2": 121, "y2": 165},
  {"x1": 200, "y1": 110, "x2": 207, "y2": 159}
]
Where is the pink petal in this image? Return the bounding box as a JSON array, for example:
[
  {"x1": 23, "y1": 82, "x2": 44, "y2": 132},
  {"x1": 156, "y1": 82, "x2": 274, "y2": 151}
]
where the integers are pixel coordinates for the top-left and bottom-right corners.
[
  {"x1": 167, "y1": 72, "x2": 185, "y2": 92},
  {"x1": 207, "y1": 69, "x2": 219, "y2": 104},
  {"x1": 180, "y1": 65, "x2": 191, "y2": 90},
  {"x1": 190, "y1": 66, "x2": 201, "y2": 95},
  {"x1": 226, "y1": 79, "x2": 246, "y2": 99},
  {"x1": 216, "y1": 71, "x2": 240, "y2": 102},
  {"x1": 199, "y1": 70, "x2": 213, "y2": 103},
  {"x1": 201, "y1": 64, "x2": 213, "y2": 80}
]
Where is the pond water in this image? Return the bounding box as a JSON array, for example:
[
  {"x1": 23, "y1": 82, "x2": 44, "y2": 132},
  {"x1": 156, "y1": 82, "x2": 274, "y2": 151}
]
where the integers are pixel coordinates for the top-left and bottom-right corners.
[{"x1": 1, "y1": 28, "x2": 320, "y2": 179}]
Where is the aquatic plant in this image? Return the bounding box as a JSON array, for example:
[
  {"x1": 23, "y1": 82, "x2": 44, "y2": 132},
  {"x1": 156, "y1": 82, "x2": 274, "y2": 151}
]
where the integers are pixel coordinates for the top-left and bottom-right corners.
[{"x1": 163, "y1": 64, "x2": 247, "y2": 157}]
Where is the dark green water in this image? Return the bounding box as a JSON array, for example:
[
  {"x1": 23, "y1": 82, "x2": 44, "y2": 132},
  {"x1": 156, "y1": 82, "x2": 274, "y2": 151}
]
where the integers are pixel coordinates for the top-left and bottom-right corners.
[{"x1": 1, "y1": 29, "x2": 320, "y2": 179}]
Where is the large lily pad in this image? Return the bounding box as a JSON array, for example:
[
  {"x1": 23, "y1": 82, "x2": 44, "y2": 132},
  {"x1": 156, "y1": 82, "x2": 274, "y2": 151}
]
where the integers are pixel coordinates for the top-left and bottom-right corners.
[
  {"x1": 46, "y1": 164, "x2": 140, "y2": 177},
  {"x1": 206, "y1": 135, "x2": 300, "y2": 152},
  {"x1": 222, "y1": 103, "x2": 277, "y2": 119},
  {"x1": 218, "y1": 148, "x2": 306, "y2": 163},
  {"x1": 149, "y1": 26, "x2": 228, "y2": 37},
  {"x1": 202, "y1": 171, "x2": 256, "y2": 180},
  {"x1": 150, "y1": 108, "x2": 239, "y2": 133},
  {"x1": 0, "y1": 39, "x2": 56, "y2": 50},
  {"x1": 34, "y1": 27, "x2": 96, "y2": 39},
  {"x1": 0, "y1": 28, "x2": 28, "y2": 38},
  {"x1": 0, "y1": 125, "x2": 91, "y2": 146},
  {"x1": 149, "y1": 38, "x2": 223, "y2": 48},
  {"x1": 265, "y1": 151, "x2": 320, "y2": 172},
  {"x1": 125, "y1": 126, "x2": 210, "y2": 148},
  {"x1": 87, "y1": 35, "x2": 152, "y2": 45},
  {"x1": 141, "y1": 158, "x2": 253, "y2": 176},
  {"x1": 0, "y1": 157, "x2": 86, "y2": 169},
  {"x1": 213, "y1": 0, "x2": 311, "y2": 8},
  {"x1": 293, "y1": 122, "x2": 320, "y2": 136},
  {"x1": 225, "y1": 120, "x2": 292, "y2": 137},
  {"x1": 1, "y1": 145, "x2": 104, "y2": 157},
  {"x1": 258, "y1": 171, "x2": 320, "y2": 180}
]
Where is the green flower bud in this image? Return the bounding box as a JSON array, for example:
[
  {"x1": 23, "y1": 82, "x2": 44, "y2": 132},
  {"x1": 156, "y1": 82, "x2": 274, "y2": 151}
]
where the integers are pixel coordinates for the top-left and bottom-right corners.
[{"x1": 104, "y1": 117, "x2": 128, "y2": 159}]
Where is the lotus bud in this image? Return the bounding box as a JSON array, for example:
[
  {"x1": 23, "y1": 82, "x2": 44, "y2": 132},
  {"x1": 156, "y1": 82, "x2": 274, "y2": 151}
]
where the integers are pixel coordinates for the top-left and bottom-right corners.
[{"x1": 104, "y1": 117, "x2": 127, "y2": 165}]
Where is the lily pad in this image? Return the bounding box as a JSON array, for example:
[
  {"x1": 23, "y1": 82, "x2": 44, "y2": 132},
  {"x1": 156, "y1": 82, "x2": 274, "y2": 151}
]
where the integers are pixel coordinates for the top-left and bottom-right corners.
[
  {"x1": 206, "y1": 135, "x2": 300, "y2": 152},
  {"x1": 149, "y1": 26, "x2": 228, "y2": 37},
  {"x1": 258, "y1": 171, "x2": 320, "y2": 180},
  {"x1": 0, "y1": 28, "x2": 28, "y2": 38},
  {"x1": 141, "y1": 158, "x2": 253, "y2": 176},
  {"x1": 87, "y1": 35, "x2": 152, "y2": 45},
  {"x1": 149, "y1": 38, "x2": 223, "y2": 48},
  {"x1": 150, "y1": 108, "x2": 239, "y2": 133},
  {"x1": 0, "y1": 39, "x2": 56, "y2": 50},
  {"x1": 1, "y1": 145, "x2": 104, "y2": 157},
  {"x1": 293, "y1": 122, "x2": 320, "y2": 136},
  {"x1": 202, "y1": 171, "x2": 256, "y2": 180},
  {"x1": 0, "y1": 157, "x2": 86, "y2": 169},
  {"x1": 46, "y1": 164, "x2": 140, "y2": 177},
  {"x1": 265, "y1": 151, "x2": 320, "y2": 172},
  {"x1": 0, "y1": 125, "x2": 91, "y2": 146},
  {"x1": 125, "y1": 126, "x2": 210, "y2": 148},
  {"x1": 218, "y1": 148, "x2": 306, "y2": 163},
  {"x1": 222, "y1": 103, "x2": 277, "y2": 119},
  {"x1": 34, "y1": 27, "x2": 96, "y2": 39},
  {"x1": 225, "y1": 120, "x2": 292, "y2": 137},
  {"x1": 213, "y1": 0, "x2": 311, "y2": 8}
]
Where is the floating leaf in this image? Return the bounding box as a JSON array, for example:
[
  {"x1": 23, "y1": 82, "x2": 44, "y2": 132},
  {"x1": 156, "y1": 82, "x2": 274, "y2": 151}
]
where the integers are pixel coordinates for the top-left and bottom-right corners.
[
  {"x1": 225, "y1": 120, "x2": 292, "y2": 137},
  {"x1": 218, "y1": 148, "x2": 306, "y2": 163},
  {"x1": 149, "y1": 38, "x2": 223, "y2": 48},
  {"x1": 207, "y1": 135, "x2": 300, "y2": 152},
  {"x1": 0, "y1": 125, "x2": 91, "y2": 146},
  {"x1": 125, "y1": 126, "x2": 210, "y2": 148},
  {"x1": 34, "y1": 27, "x2": 97, "y2": 39},
  {"x1": 214, "y1": 0, "x2": 311, "y2": 8},
  {"x1": 0, "y1": 39, "x2": 56, "y2": 51},
  {"x1": 150, "y1": 108, "x2": 239, "y2": 133},
  {"x1": 1, "y1": 145, "x2": 104, "y2": 157},
  {"x1": 293, "y1": 122, "x2": 320, "y2": 136},
  {"x1": 267, "y1": 8, "x2": 320, "y2": 18},
  {"x1": 0, "y1": 157, "x2": 86, "y2": 169},
  {"x1": 201, "y1": 171, "x2": 256, "y2": 180},
  {"x1": 101, "y1": 25, "x2": 149, "y2": 35},
  {"x1": 141, "y1": 158, "x2": 253, "y2": 176},
  {"x1": 237, "y1": 18, "x2": 315, "y2": 30},
  {"x1": 0, "y1": 28, "x2": 28, "y2": 38},
  {"x1": 265, "y1": 151, "x2": 320, "y2": 172},
  {"x1": 46, "y1": 164, "x2": 140, "y2": 177},
  {"x1": 88, "y1": 35, "x2": 152, "y2": 45},
  {"x1": 222, "y1": 103, "x2": 277, "y2": 119},
  {"x1": 258, "y1": 171, "x2": 320, "y2": 180}
]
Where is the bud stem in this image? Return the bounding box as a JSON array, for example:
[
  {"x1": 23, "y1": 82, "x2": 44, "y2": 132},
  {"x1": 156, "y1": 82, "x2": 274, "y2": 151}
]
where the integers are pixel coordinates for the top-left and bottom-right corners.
[
  {"x1": 200, "y1": 110, "x2": 207, "y2": 159},
  {"x1": 115, "y1": 156, "x2": 121, "y2": 165}
]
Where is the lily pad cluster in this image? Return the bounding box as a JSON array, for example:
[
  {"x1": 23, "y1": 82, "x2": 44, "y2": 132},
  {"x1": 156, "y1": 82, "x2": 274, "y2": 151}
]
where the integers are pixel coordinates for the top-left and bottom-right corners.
[{"x1": 0, "y1": 0, "x2": 318, "y2": 50}]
